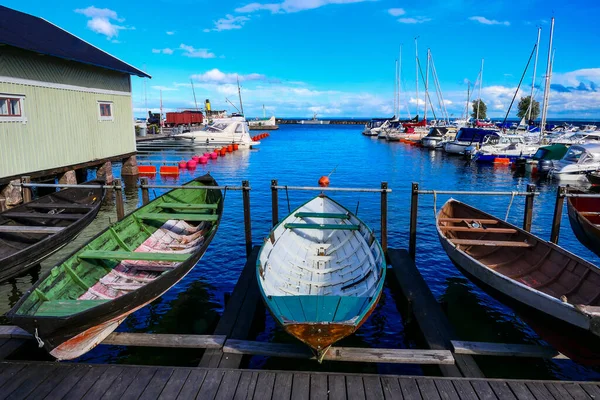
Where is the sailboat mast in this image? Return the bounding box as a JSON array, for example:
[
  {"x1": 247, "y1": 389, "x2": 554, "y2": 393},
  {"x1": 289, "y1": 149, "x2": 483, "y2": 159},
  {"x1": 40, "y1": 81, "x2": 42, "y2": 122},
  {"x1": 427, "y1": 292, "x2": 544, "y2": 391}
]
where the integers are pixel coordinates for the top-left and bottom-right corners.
[
  {"x1": 398, "y1": 45, "x2": 402, "y2": 117},
  {"x1": 527, "y1": 27, "x2": 542, "y2": 122},
  {"x1": 424, "y1": 48, "x2": 430, "y2": 122},
  {"x1": 476, "y1": 59, "x2": 484, "y2": 120},
  {"x1": 464, "y1": 81, "x2": 471, "y2": 121},
  {"x1": 394, "y1": 59, "x2": 398, "y2": 118},
  {"x1": 415, "y1": 37, "x2": 419, "y2": 119},
  {"x1": 190, "y1": 79, "x2": 199, "y2": 111},
  {"x1": 540, "y1": 17, "x2": 555, "y2": 136},
  {"x1": 237, "y1": 75, "x2": 244, "y2": 115}
]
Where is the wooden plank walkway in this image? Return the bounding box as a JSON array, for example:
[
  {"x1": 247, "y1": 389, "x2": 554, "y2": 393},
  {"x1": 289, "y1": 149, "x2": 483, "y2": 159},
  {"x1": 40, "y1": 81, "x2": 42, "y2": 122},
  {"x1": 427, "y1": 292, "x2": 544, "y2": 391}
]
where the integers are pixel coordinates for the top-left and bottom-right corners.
[
  {"x1": 199, "y1": 246, "x2": 262, "y2": 369},
  {"x1": 387, "y1": 249, "x2": 484, "y2": 378},
  {"x1": 1, "y1": 361, "x2": 599, "y2": 399}
]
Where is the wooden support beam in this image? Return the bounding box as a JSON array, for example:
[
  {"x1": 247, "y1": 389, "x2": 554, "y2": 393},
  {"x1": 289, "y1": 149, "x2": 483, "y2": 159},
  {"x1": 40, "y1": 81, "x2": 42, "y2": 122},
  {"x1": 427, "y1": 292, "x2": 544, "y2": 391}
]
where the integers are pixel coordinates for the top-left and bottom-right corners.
[
  {"x1": 387, "y1": 248, "x2": 484, "y2": 378},
  {"x1": 0, "y1": 226, "x2": 64, "y2": 234},
  {"x1": 0, "y1": 326, "x2": 226, "y2": 349},
  {"x1": 451, "y1": 341, "x2": 568, "y2": 359},
  {"x1": 223, "y1": 339, "x2": 454, "y2": 365}
]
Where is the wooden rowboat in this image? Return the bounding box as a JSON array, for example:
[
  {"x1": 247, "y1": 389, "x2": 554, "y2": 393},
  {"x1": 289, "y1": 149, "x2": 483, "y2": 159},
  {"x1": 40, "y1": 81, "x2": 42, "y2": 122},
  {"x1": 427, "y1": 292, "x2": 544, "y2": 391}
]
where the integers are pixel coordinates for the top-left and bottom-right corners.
[
  {"x1": 567, "y1": 189, "x2": 600, "y2": 257},
  {"x1": 257, "y1": 195, "x2": 386, "y2": 361},
  {"x1": 0, "y1": 180, "x2": 104, "y2": 282},
  {"x1": 437, "y1": 199, "x2": 600, "y2": 363},
  {"x1": 6, "y1": 174, "x2": 222, "y2": 360}
]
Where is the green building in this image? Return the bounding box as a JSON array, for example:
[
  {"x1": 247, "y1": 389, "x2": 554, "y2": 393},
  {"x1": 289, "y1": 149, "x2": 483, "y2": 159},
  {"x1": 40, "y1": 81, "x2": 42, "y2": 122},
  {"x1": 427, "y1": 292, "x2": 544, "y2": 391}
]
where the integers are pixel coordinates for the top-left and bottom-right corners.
[{"x1": 0, "y1": 6, "x2": 150, "y2": 183}]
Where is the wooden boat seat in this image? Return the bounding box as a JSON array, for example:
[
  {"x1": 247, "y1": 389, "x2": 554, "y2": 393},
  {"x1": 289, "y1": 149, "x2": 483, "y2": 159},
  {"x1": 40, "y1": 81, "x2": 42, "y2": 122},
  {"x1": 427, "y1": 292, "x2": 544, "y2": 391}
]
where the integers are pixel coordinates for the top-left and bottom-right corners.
[
  {"x1": 440, "y1": 226, "x2": 517, "y2": 233},
  {"x1": 35, "y1": 299, "x2": 110, "y2": 317},
  {"x1": 294, "y1": 212, "x2": 350, "y2": 219},
  {"x1": 0, "y1": 226, "x2": 64, "y2": 234},
  {"x1": 26, "y1": 203, "x2": 94, "y2": 210},
  {"x1": 450, "y1": 239, "x2": 533, "y2": 247},
  {"x1": 158, "y1": 203, "x2": 218, "y2": 210},
  {"x1": 2, "y1": 212, "x2": 82, "y2": 220},
  {"x1": 78, "y1": 250, "x2": 190, "y2": 262},
  {"x1": 438, "y1": 218, "x2": 499, "y2": 225},
  {"x1": 137, "y1": 213, "x2": 218, "y2": 222},
  {"x1": 284, "y1": 223, "x2": 359, "y2": 231}
]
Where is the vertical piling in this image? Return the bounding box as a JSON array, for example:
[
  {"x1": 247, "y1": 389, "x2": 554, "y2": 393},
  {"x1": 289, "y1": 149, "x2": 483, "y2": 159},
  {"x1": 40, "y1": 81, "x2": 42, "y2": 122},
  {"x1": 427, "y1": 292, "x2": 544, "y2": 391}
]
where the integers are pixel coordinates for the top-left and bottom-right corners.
[
  {"x1": 140, "y1": 178, "x2": 150, "y2": 206},
  {"x1": 381, "y1": 182, "x2": 388, "y2": 255},
  {"x1": 550, "y1": 186, "x2": 566, "y2": 244},
  {"x1": 21, "y1": 176, "x2": 32, "y2": 204},
  {"x1": 523, "y1": 184, "x2": 536, "y2": 232},
  {"x1": 242, "y1": 180, "x2": 252, "y2": 256},
  {"x1": 409, "y1": 182, "x2": 419, "y2": 260},
  {"x1": 271, "y1": 179, "x2": 279, "y2": 227},
  {"x1": 114, "y1": 179, "x2": 125, "y2": 221}
]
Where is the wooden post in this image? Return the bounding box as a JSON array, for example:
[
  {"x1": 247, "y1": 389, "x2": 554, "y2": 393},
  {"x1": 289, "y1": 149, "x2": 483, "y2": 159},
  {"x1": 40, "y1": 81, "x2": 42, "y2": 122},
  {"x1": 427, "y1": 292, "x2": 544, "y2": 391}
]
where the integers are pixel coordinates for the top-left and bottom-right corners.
[
  {"x1": 523, "y1": 184, "x2": 536, "y2": 232},
  {"x1": 550, "y1": 186, "x2": 566, "y2": 244},
  {"x1": 381, "y1": 182, "x2": 388, "y2": 255},
  {"x1": 242, "y1": 180, "x2": 252, "y2": 256},
  {"x1": 271, "y1": 179, "x2": 279, "y2": 227},
  {"x1": 21, "y1": 176, "x2": 32, "y2": 204},
  {"x1": 140, "y1": 177, "x2": 150, "y2": 206},
  {"x1": 409, "y1": 182, "x2": 419, "y2": 260},
  {"x1": 114, "y1": 179, "x2": 125, "y2": 221}
]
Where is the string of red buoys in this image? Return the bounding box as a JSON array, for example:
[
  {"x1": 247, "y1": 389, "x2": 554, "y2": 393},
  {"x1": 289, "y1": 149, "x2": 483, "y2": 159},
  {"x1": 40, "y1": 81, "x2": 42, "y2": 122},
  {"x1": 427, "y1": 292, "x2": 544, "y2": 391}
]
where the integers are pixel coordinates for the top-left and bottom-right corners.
[{"x1": 139, "y1": 132, "x2": 271, "y2": 176}]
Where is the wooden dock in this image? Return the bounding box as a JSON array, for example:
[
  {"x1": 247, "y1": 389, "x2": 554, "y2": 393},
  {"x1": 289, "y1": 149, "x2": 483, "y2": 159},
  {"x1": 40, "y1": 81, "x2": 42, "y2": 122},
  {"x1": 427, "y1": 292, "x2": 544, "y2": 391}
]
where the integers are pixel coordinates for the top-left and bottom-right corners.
[{"x1": 2, "y1": 360, "x2": 599, "y2": 399}]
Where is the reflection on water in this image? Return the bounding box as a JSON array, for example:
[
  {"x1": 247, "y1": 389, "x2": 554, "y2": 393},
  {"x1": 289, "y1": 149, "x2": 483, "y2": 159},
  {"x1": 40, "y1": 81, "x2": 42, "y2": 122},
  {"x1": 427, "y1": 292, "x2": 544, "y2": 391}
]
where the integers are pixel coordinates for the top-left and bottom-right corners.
[{"x1": 3, "y1": 125, "x2": 600, "y2": 378}]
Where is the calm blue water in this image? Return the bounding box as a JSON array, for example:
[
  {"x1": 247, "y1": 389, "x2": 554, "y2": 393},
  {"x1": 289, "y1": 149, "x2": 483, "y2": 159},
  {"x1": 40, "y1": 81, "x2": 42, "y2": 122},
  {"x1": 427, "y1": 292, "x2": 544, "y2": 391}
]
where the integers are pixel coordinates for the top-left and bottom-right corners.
[{"x1": 3, "y1": 124, "x2": 600, "y2": 380}]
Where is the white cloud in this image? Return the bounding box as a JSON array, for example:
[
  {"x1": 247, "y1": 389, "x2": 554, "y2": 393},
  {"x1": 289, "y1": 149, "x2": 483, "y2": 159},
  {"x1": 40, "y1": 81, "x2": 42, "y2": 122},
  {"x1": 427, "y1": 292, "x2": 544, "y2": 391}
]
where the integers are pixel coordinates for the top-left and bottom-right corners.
[
  {"x1": 235, "y1": 0, "x2": 373, "y2": 14},
  {"x1": 166, "y1": 31, "x2": 175, "y2": 35},
  {"x1": 206, "y1": 14, "x2": 250, "y2": 32},
  {"x1": 75, "y1": 6, "x2": 132, "y2": 39},
  {"x1": 552, "y1": 68, "x2": 600, "y2": 87},
  {"x1": 387, "y1": 8, "x2": 405, "y2": 16},
  {"x1": 152, "y1": 48, "x2": 174, "y2": 55},
  {"x1": 469, "y1": 16, "x2": 510, "y2": 26},
  {"x1": 398, "y1": 16, "x2": 432, "y2": 24},
  {"x1": 152, "y1": 86, "x2": 178, "y2": 91},
  {"x1": 191, "y1": 69, "x2": 267, "y2": 84},
  {"x1": 180, "y1": 44, "x2": 216, "y2": 58}
]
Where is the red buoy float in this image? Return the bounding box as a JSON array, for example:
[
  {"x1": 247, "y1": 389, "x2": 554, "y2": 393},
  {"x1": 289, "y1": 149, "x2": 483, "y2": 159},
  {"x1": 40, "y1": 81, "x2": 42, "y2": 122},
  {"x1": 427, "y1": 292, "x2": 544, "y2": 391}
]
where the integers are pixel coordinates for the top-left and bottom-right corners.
[
  {"x1": 210, "y1": 152, "x2": 218, "y2": 159},
  {"x1": 178, "y1": 161, "x2": 187, "y2": 169},
  {"x1": 227, "y1": 145, "x2": 233, "y2": 152},
  {"x1": 318, "y1": 176, "x2": 330, "y2": 187},
  {"x1": 187, "y1": 160, "x2": 197, "y2": 168},
  {"x1": 220, "y1": 149, "x2": 226, "y2": 156},
  {"x1": 233, "y1": 144, "x2": 239, "y2": 151},
  {"x1": 199, "y1": 156, "x2": 208, "y2": 164},
  {"x1": 192, "y1": 155, "x2": 200, "y2": 162}
]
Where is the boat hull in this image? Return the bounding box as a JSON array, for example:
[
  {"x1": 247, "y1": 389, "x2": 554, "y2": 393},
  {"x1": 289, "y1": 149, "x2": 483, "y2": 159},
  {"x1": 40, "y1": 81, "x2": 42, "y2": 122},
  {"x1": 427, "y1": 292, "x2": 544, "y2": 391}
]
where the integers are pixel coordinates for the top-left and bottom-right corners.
[
  {"x1": 0, "y1": 181, "x2": 104, "y2": 282},
  {"x1": 444, "y1": 142, "x2": 469, "y2": 155},
  {"x1": 567, "y1": 194, "x2": 600, "y2": 257},
  {"x1": 7, "y1": 174, "x2": 222, "y2": 360}
]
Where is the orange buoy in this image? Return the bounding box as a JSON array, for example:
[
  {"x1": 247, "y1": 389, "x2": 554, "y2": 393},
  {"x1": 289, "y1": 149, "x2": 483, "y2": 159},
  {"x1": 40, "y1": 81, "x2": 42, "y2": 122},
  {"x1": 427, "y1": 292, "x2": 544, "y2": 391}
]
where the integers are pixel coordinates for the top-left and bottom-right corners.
[
  {"x1": 160, "y1": 165, "x2": 179, "y2": 175},
  {"x1": 494, "y1": 158, "x2": 511, "y2": 164},
  {"x1": 220, "y1": 149, "x2": 226, "y2": 156},
  {"x1": 227, "y1": 145, "x2": 233, "y2": 152},
  {"x1": 233, "y1": 144, "x2": 239, "y2": 151},
  {"x1": 318, "y1": 176, "x2": 330, "y2": 187},
  {"x1": 138, "y1": 165, "x2": 156, "y2": 174}
]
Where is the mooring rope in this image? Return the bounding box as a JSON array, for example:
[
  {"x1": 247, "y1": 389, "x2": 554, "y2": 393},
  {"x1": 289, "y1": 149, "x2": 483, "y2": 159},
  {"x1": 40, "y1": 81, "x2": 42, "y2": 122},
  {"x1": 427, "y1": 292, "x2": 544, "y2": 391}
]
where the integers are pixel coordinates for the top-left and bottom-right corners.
[
  {"x1": 34, "y1": 328, "x2": 44, "y2": 348},
  {"x1": 285, "y1": 185, "x2": 291, "y2": 213},
  {"x1": 505, "y1": 191, "x2": 517, "y2": 221}
]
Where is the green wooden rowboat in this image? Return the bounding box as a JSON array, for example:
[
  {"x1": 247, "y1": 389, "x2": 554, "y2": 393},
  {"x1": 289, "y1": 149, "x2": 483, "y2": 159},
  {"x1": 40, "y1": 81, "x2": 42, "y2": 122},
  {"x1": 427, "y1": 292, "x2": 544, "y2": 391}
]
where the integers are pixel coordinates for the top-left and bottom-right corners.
[{"x1": 7, "y1": 174, "x2": 223, "y2": 360}]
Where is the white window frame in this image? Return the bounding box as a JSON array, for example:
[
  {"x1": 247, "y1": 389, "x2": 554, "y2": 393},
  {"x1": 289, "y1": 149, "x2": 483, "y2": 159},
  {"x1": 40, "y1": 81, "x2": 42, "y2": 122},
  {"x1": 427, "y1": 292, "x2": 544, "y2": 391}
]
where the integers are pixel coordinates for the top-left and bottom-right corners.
[
  {"x1": 98, "y1": 101, "x2": 114, "y2": 122},
  {"x1": 0, "y1": 94, "x2": 26, "y2": 123}
]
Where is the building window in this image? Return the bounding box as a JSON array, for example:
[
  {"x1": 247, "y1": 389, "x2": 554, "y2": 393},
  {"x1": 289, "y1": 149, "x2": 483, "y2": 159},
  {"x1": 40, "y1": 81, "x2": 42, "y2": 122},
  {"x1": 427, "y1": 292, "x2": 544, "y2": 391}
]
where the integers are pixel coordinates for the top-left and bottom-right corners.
[
  {"x1": 0, "y1": 95, "x2": 26, "y2": 122},
  {"x1": 98, "y1": 101, "x2": 114, "y2": 121}
]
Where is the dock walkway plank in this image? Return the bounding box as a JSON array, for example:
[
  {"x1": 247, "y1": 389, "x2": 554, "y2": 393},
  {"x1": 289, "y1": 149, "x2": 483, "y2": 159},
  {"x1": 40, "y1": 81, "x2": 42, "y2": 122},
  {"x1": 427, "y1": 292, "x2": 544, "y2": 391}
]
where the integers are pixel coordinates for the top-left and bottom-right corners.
[
  {"x1": 0, "y1": 361, "x2": 597, "y2": 400},
  {"x1": 387, "y1": 248, "x2": 483, "y2": 378}
]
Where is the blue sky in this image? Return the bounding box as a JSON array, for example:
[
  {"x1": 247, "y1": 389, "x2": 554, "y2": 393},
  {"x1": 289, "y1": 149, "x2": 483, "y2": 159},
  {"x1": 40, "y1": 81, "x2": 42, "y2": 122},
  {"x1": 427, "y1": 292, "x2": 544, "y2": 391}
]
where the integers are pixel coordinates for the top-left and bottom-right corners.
[{"x1": 6, "y1": 0, "x2": 600, "y2": 118}]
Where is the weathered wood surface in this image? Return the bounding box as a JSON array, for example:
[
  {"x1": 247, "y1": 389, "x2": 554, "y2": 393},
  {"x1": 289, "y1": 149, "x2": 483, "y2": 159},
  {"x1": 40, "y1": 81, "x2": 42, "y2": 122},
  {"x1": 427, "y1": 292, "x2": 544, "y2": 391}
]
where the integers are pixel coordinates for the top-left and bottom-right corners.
[
  {"x1": 452, "y1": 341, "x2": 569, "y2": 360},
  {"x1": 223, "y1": 339, "x2": 455, "y2": 364},
  {"x1": 0, "y1": 225, "x2": 64, "y2": 234},
  {"x1": 199, "y1": 246, "x2": 261, "y2": 369},
  {"x1": 0, "y1": 326, "x2": 226, "y2": 349},
  {"x1": 1, "y1": 361, "x2": 599, "y2": 400},
  {"x1": 387, "y1": 248, "x2": 484, "y2": 378}
]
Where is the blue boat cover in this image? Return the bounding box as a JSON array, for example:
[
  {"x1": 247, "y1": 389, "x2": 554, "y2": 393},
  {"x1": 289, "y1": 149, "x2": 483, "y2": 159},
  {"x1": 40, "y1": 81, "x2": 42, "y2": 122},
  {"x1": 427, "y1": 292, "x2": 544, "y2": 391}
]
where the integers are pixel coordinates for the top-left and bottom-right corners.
[
  {"x1": 455, "y1": 128, "x2": 499, "y2": 143},
  {"x1": 0, "y1": 6, "x2": 150, "y2": 78}
]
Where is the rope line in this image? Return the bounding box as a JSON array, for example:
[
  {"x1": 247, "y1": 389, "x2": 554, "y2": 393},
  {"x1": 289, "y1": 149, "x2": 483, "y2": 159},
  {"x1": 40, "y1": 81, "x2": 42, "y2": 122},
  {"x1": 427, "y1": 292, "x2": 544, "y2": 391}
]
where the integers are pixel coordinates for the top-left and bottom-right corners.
[{"x1": 505, "y1": 191, "x2": 517, "y2": 221}]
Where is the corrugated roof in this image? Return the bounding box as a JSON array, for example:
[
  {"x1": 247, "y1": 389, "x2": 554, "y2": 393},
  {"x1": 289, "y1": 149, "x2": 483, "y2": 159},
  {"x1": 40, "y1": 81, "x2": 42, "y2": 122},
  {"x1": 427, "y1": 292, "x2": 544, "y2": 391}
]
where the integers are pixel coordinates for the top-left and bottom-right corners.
[{"x1": 0, "y1": 6, "x2": 151, "y2": 78}]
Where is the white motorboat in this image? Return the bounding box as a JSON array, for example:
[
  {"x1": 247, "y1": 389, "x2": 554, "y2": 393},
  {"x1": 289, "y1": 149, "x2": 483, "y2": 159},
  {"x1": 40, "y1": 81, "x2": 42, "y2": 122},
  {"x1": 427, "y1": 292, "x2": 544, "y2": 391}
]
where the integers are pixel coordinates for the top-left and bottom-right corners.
[
  {"x1": 362, "y1": 118, "x2": 389, "y2": 136},
  {"x1": 249, "y1": 115, "x2": 279, "y2": 130},
  {"x1": 179, "y1": 117, "x2": 259, "y2": 147},
  {"x1": 549, "y1": 131, "x2": 600, "y2": 145},
  {"x1": 474, "y1": 135, "x2": 539, "y2": 163},
  {"x1": 550, "y1": 144, "x2": 600, "y2": 181},
  {"x1": 421, "y1": 127, "x2": 455, "y2": 149},
  {"x1": 443, "y1": 128, "x2": 499, "y2": 155}
]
